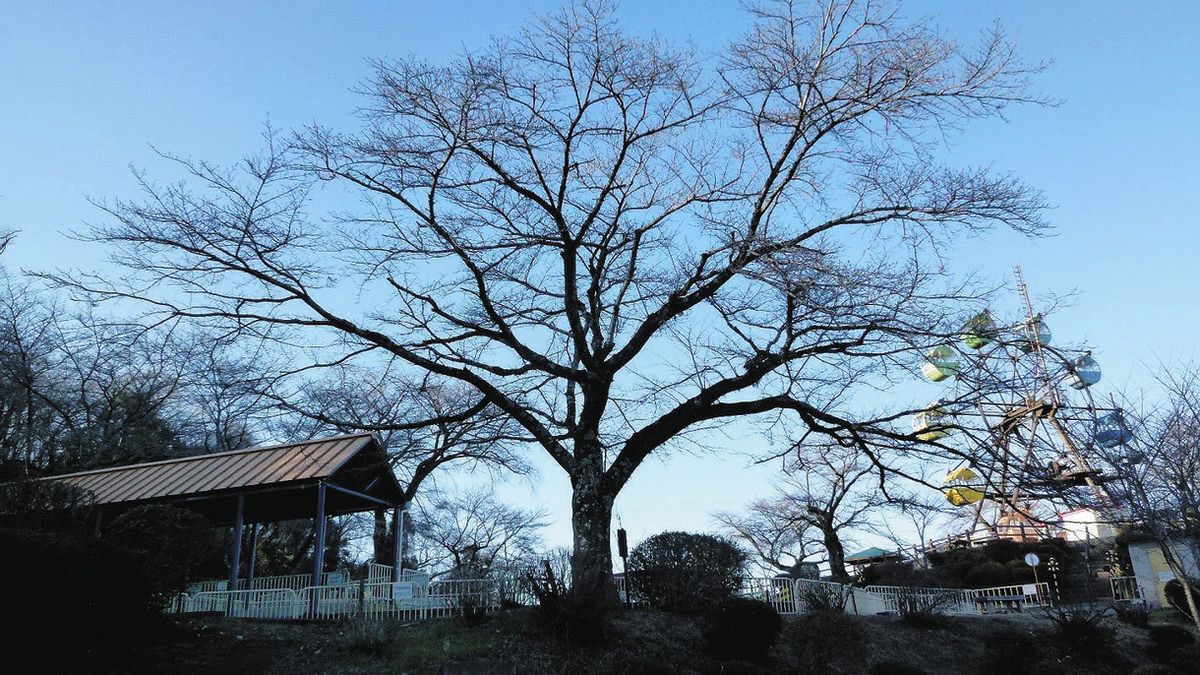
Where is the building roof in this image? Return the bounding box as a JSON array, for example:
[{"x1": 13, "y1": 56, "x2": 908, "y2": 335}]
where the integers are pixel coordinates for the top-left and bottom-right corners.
[
  {"x1": 845, "y1": 546, "x2": 898, "y2": 563},
  {"x1": 45, "y1": 433, "x2": 375, "y2": 505},
  {"x1": 26, "y1": 433, "x2": 405, "y2": 525}
]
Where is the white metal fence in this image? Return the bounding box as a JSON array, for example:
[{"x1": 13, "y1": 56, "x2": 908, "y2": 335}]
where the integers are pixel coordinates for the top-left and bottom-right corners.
[
  {"x1": 739, "y1": 579, "x2": 1051, "y2": 616},
  {"x1": 173, "y1": 577, "x2": 504, "y2": 621},
  {"x1": 1110, "y1": 576, "x2": 1142, "y2": 602},
  {"x1": 174, "y1": 573, "x2": 1054, "y2": 622},
  {"x1": 186, "y1": 573, "x2": 343, "y2": 594},
  {"x1": 864, "y1": 582, "x2": 1052, "y2": 614}
]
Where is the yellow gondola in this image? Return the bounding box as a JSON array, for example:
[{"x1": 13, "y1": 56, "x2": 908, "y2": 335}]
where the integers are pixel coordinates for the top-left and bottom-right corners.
[
  {"x1": 913, "y1": 402, "x2": 953, "y2": 442},
  {"x1": 942, "y1": 466, "x2": 985, "y2": 506}
]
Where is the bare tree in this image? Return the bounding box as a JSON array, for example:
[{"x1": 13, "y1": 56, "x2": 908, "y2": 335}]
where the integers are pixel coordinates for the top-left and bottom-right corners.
[
  {"x1": 727, "y1": 442, "x2": 887, "y2": 581},
  {"x1": 409, "y1": 488, "x2": 547, "y2": 577},
  {"x1": 52, "y1": 0, "x2": 1047, "y2": 603},
  {"x1": 716, "y1": 497, "x2": 821, "y2": 577},
  {"x1": 1103, "y1": 366, "x2": 1200, "y2": 627}
]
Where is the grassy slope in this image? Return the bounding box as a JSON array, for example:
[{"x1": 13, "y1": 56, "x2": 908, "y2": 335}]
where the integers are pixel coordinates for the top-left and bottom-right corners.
[{"x1": 118, "y1": 609, "x2": 1182, "y2": 674}]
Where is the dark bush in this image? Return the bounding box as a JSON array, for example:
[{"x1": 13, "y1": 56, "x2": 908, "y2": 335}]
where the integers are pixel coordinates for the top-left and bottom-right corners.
[
  {"x1": 981, "y1": 538, "x2": 1022, "y2": 563},
  {"x1": 964, "y1": 561, "x2": 1012, "y2": 588},
  {"x1": 107, "y1": 504, "x2": 224, "y2": 606},
  {"x1": 795, "y1": 581, "x2": 850, "y2": 613},
  {"x1": 983, "y1": 628, "x2": 1041, "y2": 673},
  {"x1": 785, "y1": 611, "x2": 865, "y2": 673},
  {"x1": 1115, "y1": 602, "x2": 1150, "y2": 628},
  {"x1": 1130, "y1": 665, "x2": 1177, "y2": 675},
  {"x1": 1168, "y1": 642, "x2": 1200, "y2": 672},
  {"x1": 609, "y1": 656, "x2": 675, "y2": 675},
  {"x1": 0, "y1": 527, "x2": 156, "y2": 669},
  {"x1": 0, "y1": 479, "x2": 96, "y2": 532},
  {"x1": 894, "y1": 588, "x2": 952, "y2": 629},
  {"x1": 1045, "y1": 606, "x2": 1116, "y2": 657},
  {"x1": 627, "y1": 531, "x2": 746, "y2": 613},
  {"x1": 1148, "y1": 624, "x2": 1195, "y2": 660},
  {"x1": 530, "y1": 557, "x2": 610, "y2": 644},
  {"x1": 1163, "y1": 578, "x2": 1200, "y2": 622},
  {"x1": 702, "y1": 597, "x2": 782, "y2": 663}
]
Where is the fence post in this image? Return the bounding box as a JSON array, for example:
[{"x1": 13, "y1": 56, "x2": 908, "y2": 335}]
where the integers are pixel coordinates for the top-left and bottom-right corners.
[
  {"x1": 849, "y1": 583, "x2": 859, "y2": 615},
  {"x1": 358, "y1": 578, "x2": 366, "y2": 618}
]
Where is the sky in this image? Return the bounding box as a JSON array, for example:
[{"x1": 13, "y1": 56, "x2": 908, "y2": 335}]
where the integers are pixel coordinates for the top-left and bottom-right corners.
[{"x1": 2, "y1": 1, "x2": 1199, "y2": 559}]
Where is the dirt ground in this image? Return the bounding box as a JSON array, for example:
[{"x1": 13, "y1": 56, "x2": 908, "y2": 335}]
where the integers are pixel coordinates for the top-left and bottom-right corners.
[{"x1": 111, "y1": 608, "x2": 1188, "y2": 674}]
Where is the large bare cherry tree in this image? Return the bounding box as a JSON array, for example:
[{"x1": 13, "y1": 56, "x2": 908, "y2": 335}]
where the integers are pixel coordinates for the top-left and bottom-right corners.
[{"x1": 55, "y1": 0, "x2": 1047, "y2": 602}]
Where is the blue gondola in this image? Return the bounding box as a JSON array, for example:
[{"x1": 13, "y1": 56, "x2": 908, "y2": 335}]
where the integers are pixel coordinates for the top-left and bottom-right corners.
[{"x1": 1095, "y1": 411, "x2": 1132, "y2": 448}]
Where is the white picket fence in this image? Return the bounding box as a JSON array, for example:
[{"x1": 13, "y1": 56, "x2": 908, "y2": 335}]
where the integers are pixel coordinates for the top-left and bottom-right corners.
[{"x1": 186, "y1": 572, "x2": 343, "y2": 594}]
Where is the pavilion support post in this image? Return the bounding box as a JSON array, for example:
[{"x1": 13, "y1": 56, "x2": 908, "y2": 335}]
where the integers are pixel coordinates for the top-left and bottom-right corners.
[
  {"x1": 310, "y1": 482, "x2": 327, "y2": 618},
  {"x1": 92, "y1": 508, "x2": 102, "y2": 539},
  {"x1": 243, "y1": 524, "x2": 259, "y2": 609},
  {"x1": 391, "y1": 505, "x2": 404, "y2": 582},
  {"x1": 227, "y1": 493, "x2": 245, "y2": 615},
  {"x1": 312, "y1": 482, "x2": 327, "y2": 587},
  {"x1": 246, "y1": 523, "x2": 259, "y2": 586}
]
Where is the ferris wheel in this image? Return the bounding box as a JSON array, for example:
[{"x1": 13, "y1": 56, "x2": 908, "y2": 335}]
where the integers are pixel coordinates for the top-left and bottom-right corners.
[{"x1": 912, "y1": 267, "x2": 1135, "y2": 542}]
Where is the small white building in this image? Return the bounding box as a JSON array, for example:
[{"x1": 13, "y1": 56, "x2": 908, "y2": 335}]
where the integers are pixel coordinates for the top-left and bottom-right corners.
[
  {"x1": 1127, "y1": 536, "x2": 1200, "y2": 609},
  {"x1": 1056, "y1": 507, "x2": 1118, "y2": 541}
]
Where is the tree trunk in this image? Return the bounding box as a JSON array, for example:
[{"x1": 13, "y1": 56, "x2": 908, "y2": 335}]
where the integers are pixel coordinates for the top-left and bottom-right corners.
[
  {"x1": 823, "y1": 528, "x2": 849, "y2": 582},
  {"x1": 570, "y1": 463, "x2": 616, "y2": 606}
]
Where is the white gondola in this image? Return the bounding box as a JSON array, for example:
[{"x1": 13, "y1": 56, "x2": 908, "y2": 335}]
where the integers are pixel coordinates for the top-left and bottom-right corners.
[
  {"x1": 1015, "y1": 317, "x2": 1052, "y2": 353},
  {"x1": 1067, "y1": 354, "x2": 1102, "y2": 390}
]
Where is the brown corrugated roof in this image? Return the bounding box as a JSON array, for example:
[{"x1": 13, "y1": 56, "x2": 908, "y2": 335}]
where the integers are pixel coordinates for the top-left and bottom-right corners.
[{"x1": 40, "y1": 433, "x2": 378, "y2": 506}]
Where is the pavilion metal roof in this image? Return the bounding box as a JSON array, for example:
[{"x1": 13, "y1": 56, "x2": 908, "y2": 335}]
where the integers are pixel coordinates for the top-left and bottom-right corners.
[{"x1": 40, "y1": 433, "x2": 386, "y2": 507}]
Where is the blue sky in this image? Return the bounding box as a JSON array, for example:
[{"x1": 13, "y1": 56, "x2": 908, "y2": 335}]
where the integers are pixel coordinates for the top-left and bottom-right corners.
[{"x1": 2, "y1": 1, "x2": 1198, "y2": 556}]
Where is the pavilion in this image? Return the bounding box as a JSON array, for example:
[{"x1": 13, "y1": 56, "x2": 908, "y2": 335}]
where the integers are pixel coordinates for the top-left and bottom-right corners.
[{"x1": 36, "y1": 432, "x2": 407, "y2": 591}]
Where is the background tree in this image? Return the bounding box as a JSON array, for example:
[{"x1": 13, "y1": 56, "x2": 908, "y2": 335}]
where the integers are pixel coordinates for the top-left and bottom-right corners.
[
  {"x1": 724, "y1": 442, "x2": 887, "y2": 581},
  {"x1": 53, "y1": 0, "x2": 1047, "y2": 604},
  {"x1": 408, "y1": 488, "x2": 547, "y2": 577},
  {"x1": 1103, "y1": 365, "x2": 1200, "y2": 627},
  {"x1": 717, "y1": 497, "x2": 820, "y2": 578}
]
